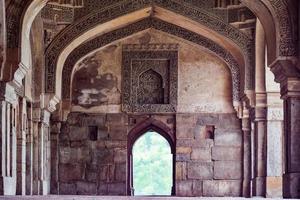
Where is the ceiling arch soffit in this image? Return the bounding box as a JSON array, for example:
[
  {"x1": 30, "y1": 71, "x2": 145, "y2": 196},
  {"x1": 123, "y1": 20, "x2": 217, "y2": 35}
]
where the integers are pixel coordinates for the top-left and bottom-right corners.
[
  {"x1": 45, "y1": 0, "x2": 255, "y2": 95},
  {"x1": 62, "y1": 17, "x2": 241, "y2": 105}
]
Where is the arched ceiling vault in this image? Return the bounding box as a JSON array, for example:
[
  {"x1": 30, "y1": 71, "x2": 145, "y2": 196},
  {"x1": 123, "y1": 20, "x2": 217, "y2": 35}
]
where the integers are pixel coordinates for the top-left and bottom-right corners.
[
  {"x1": 44, "y1": 2, "x2": 255, "y2": 101},
  {"x1": 2, "y1": 0, "x2": 297, "y2": 108},
  {"x1": 63, "y1": 17, "x2": 242, "y2": 105}
]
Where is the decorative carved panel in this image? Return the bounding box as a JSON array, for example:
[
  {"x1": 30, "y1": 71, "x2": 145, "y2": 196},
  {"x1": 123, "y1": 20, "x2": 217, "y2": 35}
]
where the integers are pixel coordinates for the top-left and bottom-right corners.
[
  {"x1": 62, "y1": 18, "x2": 241, "y2": 103},
  {"x1": 122, "y1": 44, "x2": 178, "y2": 113},
  {"x1": 137, "y1": 68, "x2": 165, "y2": 105},
  {"x1": 45, "y1": 0, "x2": 253, "y2": 93}
]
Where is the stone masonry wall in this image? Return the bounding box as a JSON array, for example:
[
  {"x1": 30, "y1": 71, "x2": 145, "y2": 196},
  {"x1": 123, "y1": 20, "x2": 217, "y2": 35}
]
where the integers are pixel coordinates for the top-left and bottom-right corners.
[
  {"x1": 176, "y1": 113, "x2": 243, "y2": 197},
  {"x1": 58, "y1": 113, "x2": 127, "y2": 195},
  {"x1": 58, "y1": 112, "x2": 243, "y2": 196}
]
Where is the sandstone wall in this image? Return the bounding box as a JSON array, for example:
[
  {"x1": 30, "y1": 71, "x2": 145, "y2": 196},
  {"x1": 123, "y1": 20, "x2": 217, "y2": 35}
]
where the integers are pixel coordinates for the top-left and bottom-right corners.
[
  {"x1": 58, "y1": 113, "x2": 127, "y2": 195},
  {"x1": 58, "y1": 112, "x2": 242, "y2": 196},
  {"x1": 176, "y1": 113, "x2": 242, "y2": 197},
  {"x1": 71, "y1": 29, "x2": 234, "y2": 114}
]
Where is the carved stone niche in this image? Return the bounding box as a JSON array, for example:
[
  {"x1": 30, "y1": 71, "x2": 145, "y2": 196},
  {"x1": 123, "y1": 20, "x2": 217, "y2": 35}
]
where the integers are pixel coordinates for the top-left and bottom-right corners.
[{"x1": 122, "y1": 44, "x2": 178, "y2": 113}]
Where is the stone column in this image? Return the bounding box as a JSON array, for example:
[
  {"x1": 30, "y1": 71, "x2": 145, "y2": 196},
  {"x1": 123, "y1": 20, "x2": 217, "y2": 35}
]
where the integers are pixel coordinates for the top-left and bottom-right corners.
[
  {"x1": 31, "y1": 107, "x2": 51, "y2": 195},
  {"x1": 0, "y1": 83, "x2": 18, "y2": 195},
  {"x1": 50, "y1": 118, "x2": 61, "y2": 194},
  {"x1": 265, "y1": 62, "x2": 283, "y2": 197},
  {"x1": 265, "y1": 93, "x2": 283, "y2": 197},
  {"x1": 16, "y1": 98, "x2": 27, "y2": 195},
  {"x1": 242, "y1": 103, "x2": 251, "y2": 197},
  {"x1": 252, "y1": 19, "x2": 267, "y2": 196},
  {"x1": 39, "y1": 109, "x2": 51, "y2": 195},
  {"x1": 26, "y1": 103, "x2": 33, "y2": 195},
  {"x1": 31, "y1": 107, "x2": 40, "y2": 195},
  {"x1": 270, "y1": 59, "x2": 300, "y2": 198}
]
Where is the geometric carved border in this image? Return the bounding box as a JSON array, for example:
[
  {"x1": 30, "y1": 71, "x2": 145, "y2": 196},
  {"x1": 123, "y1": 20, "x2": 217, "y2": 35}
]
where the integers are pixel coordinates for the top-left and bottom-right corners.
[
  {"x1": 62, "y1": 18, "x2": 242, "y2": 103},
  {"x1": 122, "y1": 44, "x2": 178, "y2": 113},
  {"x1": 45, "y1": 0, "x2": 253, "y2": 94}
]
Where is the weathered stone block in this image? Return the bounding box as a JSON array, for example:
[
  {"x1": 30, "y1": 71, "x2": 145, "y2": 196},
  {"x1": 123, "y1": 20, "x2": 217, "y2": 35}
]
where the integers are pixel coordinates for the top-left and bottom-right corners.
[
  {"x1": 283, "y1": 173, "x2": 300, "y2": 198},
  {"x1": 203, "y1": 180, "x2": 242, "y2": 197},
  {"x1": 59, "y1": 164, "x2": 83, "y2": 182},
  {"x1": 107, "y1": 182, "x2": 126, "y2": 195},
  {"x1": 98, "y1": 126, "x2": 109, "y2": 139},
  {"x1": 76, "y1": 181, "x2": 97, "y2": 195},
  {"x1": 107, "y1": 113, "x2": 126, "y2": 124},
  {"x1": 59, "y1": 147, "x2": 71, "y2": 164},
  {"x1": 193, "y1": 180, "x2": 203, "y2": 196},
  {"x1": 81, "y1": 115, "x2": 106, "y2": 126},
  {"x1": 176, "y1": 114, "x2": 196, "y2": 125},
  {"x1": 266, "y1": 176, "x2": 282, "y2": 198},
  {"x1": 196, "y1": 114, "x2": 218, "y2": 125},
  {"x1": 176, "y1": 162, "x2": 187, "y2": 180},
  {"x1": 176, "y1": 153, "x2": 190, "y2": 162},
  {"x1": 108, "y1": 164, "x2": 115, "y2": 182},
  {"x1": 212, "y1": 146, "x2": 241, "y2": 161},
  {"x1": 105, "y1": 141, "x2": 127, "y2": 148},
  {"x1": 217, "y1": 114, "x2": 241, "y2": 129},
  {"x1": 115, "y1": 163, "x2": 126, "y2": 181},
  {"x1": 187, "y1": 162, "x2": 213, "y2": 179},
  {"x1": 114, "y1": 148, "x2": 127, "y2": 163},
  {"x1": 108, "y1": 125, "x2": 127, "y2": 140},
  {"x1": 99, "y1": 165, "x2": 109, "y2": 181},
  {"x1": 69, "y1": 126, "x2": 88, "y2": 141},
  {"x1": 60, "y1": 147, "x2": 90, "y2": 164},
  {"x1": 98, "y1": 182, "x2": 108, "y2": 195},
  {"x1": 214, "y1": 161, "x2": 242, "y2": 179},
  {"x1": 176, "y1": 147, "x2": 192, "y2": 154},
  {"x1": 70, "y1": 141, "x2": 86, "y2": 148},
  {"x1": 176, "y1": 125, "x2": 194, "y2": 139},
  {"x1": 214, "y1": 129, "x2": 242, "y2": 146},
  {"x1": 85, "y1": 165, "x2": 98, "y2": 183},
  {"x1": 92, "y1": 148, "x2": 113, "y2": 164},
  {"x1": 191, "y1": 148, "x2": 211, "y2": 162},
  {"x1": 176, "y1": 180, "x2": 193, "y2": 197},
  {"x1": 194, "y1": 125, "x2": 206, "y2": 140},
  {"x1": 59, "y1": 183, "x2": 76, "y2": 195},
  {"x1": 177, "y1": 139, "x2": 213, "y2": 148}
]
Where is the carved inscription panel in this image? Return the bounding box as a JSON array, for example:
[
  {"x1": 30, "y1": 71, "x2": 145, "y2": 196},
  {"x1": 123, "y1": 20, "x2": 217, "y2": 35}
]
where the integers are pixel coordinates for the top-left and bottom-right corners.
[{"x1": 122, "y1": 44, "x2": 178, "y2": 113}]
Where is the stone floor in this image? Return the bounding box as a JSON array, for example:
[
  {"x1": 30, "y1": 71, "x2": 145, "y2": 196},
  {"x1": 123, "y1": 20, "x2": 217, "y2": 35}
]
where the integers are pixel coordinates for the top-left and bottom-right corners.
[{"x1": 0, "y1": 196, "x2": 287, "y2": 200}]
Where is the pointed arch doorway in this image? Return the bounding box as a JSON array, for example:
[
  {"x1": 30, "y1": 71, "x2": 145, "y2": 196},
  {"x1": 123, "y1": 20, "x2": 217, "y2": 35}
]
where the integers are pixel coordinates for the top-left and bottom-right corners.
[{"x1": 127, "y1": 119, "x2": 176, "y2": 196}]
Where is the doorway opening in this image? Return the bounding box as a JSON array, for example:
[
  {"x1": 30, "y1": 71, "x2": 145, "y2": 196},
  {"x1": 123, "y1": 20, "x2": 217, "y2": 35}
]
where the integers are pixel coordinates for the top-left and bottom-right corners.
[
  {"x1": 132, "y1": 131, "x2": 172, "y2": 196},
  {"x1": 127, "y1": 120, "x2": 175, "y2": 196}
]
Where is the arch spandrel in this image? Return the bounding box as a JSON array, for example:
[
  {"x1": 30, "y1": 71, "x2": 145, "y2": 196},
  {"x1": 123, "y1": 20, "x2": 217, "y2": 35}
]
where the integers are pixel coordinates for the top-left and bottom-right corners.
[
  {"x1": 62, "y1": 17, "x2": 242, "y2": 106},
  {"x1": 45, "y1": 0, "x2": 254, "y2": 95}
]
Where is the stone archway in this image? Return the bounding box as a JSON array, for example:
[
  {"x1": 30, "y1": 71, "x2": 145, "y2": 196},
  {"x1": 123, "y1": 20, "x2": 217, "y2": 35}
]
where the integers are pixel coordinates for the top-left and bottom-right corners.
[{"x1": 127, "y1": 118, "x2": 176, "y2": 196}]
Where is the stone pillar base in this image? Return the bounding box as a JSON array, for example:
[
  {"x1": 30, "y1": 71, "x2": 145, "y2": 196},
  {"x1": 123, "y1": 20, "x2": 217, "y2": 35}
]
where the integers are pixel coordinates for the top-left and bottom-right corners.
[
  {"x1": 252, "y1": 176, "x2": 266, "y2": 197},
  {"x1": 0, "y1": 176, "x2": 16, "y2": 195},
  {"x1": 283, "y1": 173, "x2": 300, "y2": 198},
  {"x1": 242, "y1": 179, "x2": 251, "y2": 197},
  {"x1": 266, "y1": 176, "x2": 282, "y2": 198}
]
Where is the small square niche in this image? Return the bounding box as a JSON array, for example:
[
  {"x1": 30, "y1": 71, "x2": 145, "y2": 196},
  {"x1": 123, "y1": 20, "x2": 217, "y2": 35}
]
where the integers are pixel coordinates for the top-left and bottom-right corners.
[{"x1": 88, "y1": 126, "x2": 98, "y2": 141}]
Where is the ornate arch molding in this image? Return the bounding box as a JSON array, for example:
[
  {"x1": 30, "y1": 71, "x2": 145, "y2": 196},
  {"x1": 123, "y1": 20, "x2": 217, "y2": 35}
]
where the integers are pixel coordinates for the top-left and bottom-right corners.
[
  {"x1": 268, "y1": 0, "x2": 297, "y2": 57},
  {"x1": 240, "y1": 0, "x2": 297, "y2": 58},
  {"x1": 5, "y1": 0, "x2": 30, "y2": 49},
  {"x1": 45, "y1": 0, "x2": 254, "y2": 94},
  {"x1": 62, "y1": 17, "x2": 242, "y2": 104}
]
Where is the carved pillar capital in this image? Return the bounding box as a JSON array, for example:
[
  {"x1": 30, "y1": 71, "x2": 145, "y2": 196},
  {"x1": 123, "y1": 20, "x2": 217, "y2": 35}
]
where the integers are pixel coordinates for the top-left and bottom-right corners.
[
  {"x1": 40, "y1": 93, "x2": 60, "y2": 113},
  {"x1": 269, "y1": 58, "x2": 300, "y2": 98},
  {"x1": 13, "y1": 62, "x2": 30, "y2": 88}
]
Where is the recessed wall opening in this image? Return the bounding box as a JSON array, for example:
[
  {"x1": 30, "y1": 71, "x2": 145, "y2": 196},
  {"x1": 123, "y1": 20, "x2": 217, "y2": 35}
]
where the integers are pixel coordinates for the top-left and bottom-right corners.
[{"x1": 132, "y1": 131, "x2": 172, "y2": 196}]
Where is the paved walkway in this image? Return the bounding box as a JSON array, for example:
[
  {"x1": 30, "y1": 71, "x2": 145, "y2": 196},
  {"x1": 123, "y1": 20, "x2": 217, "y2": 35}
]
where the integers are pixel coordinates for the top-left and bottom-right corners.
[{"x1": 0, "y1": 196, "x2": 286, "y2": 200}]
